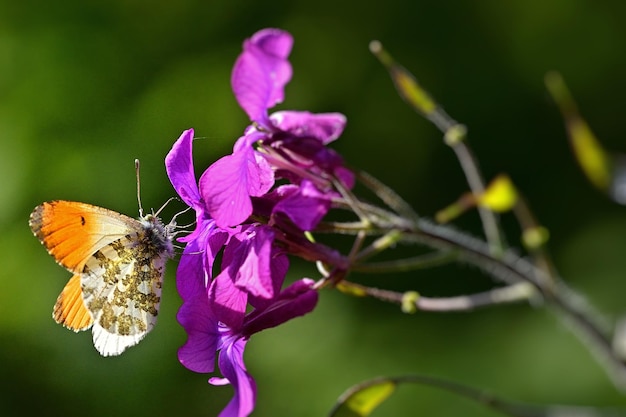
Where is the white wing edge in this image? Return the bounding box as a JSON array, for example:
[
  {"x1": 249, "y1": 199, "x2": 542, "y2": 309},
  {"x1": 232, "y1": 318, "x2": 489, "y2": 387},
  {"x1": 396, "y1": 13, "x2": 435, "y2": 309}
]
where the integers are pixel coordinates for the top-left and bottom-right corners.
[{"x1": 92, "y1": 323, "x2": 148, "y2": 357}]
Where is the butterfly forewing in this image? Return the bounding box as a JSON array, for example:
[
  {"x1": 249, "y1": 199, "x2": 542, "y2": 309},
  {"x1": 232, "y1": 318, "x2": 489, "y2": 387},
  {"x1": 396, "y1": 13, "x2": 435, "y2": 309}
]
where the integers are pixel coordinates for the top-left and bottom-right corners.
[{"x1": 30, "y1": 201, "x2": 138, "y2": 273}]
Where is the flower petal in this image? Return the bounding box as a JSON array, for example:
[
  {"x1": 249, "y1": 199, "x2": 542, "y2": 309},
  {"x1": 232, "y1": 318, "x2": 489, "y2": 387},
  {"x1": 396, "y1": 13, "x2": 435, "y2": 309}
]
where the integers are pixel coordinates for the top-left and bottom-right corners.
[
  {"x1": 177, "y1": 295, "x2": 219, "y2": 374},
  {"x1": 176, "y1": 217, "x2": 228, "y2": 300},
  {"x1": 233, "y1": 226, "x2": 275, "y2": 299},
  {"x1": 176, "y1": 232, "x2": 208, "y2": 302},
  {"x1": 272, "y1": 181, "x2": 333, "y2": 230},
  {"x1": 242, "y1": 279, "x2": 318, "y2": 336},
  {"x1": 270, "y1": 111, "x2": 346, "y2": 144},
  {"x1": 165, "y1": 129, "x2": 202, "y2": 208},
  {"x1": 210, "y1": 337, "x2": 256, "y2": 417},
  {"x1": 248, "y1": 249, "x2": 288, "y2": 310},
  {"x1": 271, "y1": 134, "x2": 352, "y2": 187},
  {"x1": 210, "y1": 268, "x2": 248, "y2": 330},
  {"x1": 199, "y1": 144, "x2": 274, "y2": 228},
  {"x1": 231, "y1": 28, "x2": 293, "y2": 124}
]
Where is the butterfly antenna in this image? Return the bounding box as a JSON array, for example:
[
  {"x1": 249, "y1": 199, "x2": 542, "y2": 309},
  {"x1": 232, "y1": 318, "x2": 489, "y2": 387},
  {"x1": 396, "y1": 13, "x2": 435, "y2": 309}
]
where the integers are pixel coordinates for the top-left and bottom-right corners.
[
  {"x1": 154, "y1": 197, "x2": 180, "y2": 218},
  {"x1": 135, "y1": 159, "x2": 144, "y2": 217}
]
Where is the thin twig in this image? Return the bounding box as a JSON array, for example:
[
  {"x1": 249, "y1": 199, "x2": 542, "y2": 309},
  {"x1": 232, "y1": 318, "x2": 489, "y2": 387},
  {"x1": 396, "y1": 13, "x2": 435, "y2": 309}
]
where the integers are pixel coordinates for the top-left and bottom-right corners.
[
  {"x1": 450, "y1": 139, "x2": 505, "y2": 254},
  {"x1": 339, "y1": 280, "x2": 535, "y2": 312},
  {"x1": 355, "y1": 168, "x2": 419, "y2": 221},
  {"x1": 369, "y1": 40, "x2": 505, "y2": 254},
  {"x1": 352, "y1": 250, "x2": 458, "y2": 273},
  {"x1": 328, "y1": 197, "x2": 626, "y2": 390}
]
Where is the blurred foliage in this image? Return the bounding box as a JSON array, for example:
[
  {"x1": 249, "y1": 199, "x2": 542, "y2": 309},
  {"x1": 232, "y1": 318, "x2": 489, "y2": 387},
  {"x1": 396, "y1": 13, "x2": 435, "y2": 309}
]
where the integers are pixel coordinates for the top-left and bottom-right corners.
[{"x1": 3, "y1": 0, "x2": 626, "y2": 416}]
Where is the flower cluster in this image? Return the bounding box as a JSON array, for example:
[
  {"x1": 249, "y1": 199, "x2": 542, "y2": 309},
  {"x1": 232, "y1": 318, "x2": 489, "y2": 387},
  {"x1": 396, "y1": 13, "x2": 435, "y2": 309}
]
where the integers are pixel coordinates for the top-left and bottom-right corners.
[{"x1": 165, "y1": 28, "x2": 352, "y2": 417}]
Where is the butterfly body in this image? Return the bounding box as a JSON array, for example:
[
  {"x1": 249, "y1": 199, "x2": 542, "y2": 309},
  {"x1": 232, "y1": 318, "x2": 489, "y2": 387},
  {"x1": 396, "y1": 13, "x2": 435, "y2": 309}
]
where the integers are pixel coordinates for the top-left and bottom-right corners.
[{"x1": 29, "y1": 201, "x2": 174, "y2": 356}]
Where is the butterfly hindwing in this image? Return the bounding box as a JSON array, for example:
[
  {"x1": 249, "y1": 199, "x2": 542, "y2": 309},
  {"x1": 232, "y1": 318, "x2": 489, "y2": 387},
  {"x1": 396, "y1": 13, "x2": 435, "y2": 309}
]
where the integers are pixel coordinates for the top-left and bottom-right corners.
[
  {"x1": 82, "y1": 233, "x2": 167, "y2": 356},
  {"x1": 53, "y1": 273, "x2": 94, "y2": 331}
]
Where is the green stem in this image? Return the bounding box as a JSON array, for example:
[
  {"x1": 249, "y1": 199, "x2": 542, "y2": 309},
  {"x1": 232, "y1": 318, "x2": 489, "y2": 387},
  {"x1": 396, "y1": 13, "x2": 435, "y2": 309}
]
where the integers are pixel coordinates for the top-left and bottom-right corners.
[
  {"x1": 326, "y1": 197, "x2": 625, "y2": 390},
  {"x1": 369, "y1": 40, "x2": 504, "y2": 254},
  {"x1": 352, "y1": 250, "x2": 458, "y2": 273},
  {"x1": 450, "y1": 138, "x2": 505, "y2": 255},
  {"x1": 355, "y1": 168, "x2": 419, "y2": 221},
  {"x1": 340, "y1": 280, "x2": 535, "y2": 312},
  {"x1": 404, "y1": 218, "x2": 624, "y2": 390}
]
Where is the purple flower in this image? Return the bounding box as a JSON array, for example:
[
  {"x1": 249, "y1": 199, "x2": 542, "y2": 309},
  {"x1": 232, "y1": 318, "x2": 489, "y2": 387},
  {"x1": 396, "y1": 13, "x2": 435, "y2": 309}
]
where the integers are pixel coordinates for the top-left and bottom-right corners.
[
  {"x1": 200, "y1": 28, "x2": 352, "y2": 229},
  {"x1": 178, "y1": 279, "x2": 318, "y2": 417},
  {"x1": 165, "y1": 27, "x2": 354, "y2": 417},
  {"x1": 166, "y1": 129, "x2": 229, "y2": 301},
  {"x1": 166, "y1": 130, "x2": 320, "y2": 417},
  {"x1": 199, "y1": 133, "x2": 274, "y2": 229},
  {"x1": 209, "y1": 224, "x2": 285, "y2": 329},
  {"x1": 231, "y1": 28, "x2": 294, "y2": 127},
  {"x1": 267, "y1": 182, "x2": 335, "y2": 231}
]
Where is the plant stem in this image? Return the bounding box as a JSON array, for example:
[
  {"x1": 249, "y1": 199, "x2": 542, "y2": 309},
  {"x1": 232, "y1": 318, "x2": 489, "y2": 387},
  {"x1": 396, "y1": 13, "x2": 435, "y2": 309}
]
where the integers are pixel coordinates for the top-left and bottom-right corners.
[
  {"x1": 450, "y1": 138, "x2": 505, "y2": 255},
  {"x1": 352, "y1": 250, "x2": 458, "y2": 273},
  {"x1": 404, "y1": 217, "x2": 625, "y2": 390},
  {"x1": 325, "y1": 197, "x2": 625, "y2": 390},
  {"x1": 340, "y1": 280, "x2": 535, "y2": 311}
]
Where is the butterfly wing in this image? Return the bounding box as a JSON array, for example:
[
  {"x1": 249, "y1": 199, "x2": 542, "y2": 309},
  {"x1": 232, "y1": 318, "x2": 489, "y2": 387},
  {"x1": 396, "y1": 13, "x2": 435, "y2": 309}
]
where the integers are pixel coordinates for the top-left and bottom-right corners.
[
  {"x1": 30, "y1": 201, "x2": 137, "y2": 273},
  {"x1": 30, "y1": 201, "x2": 139, "y2": 331},
  {"x1": 53, "y1": 273, "x2": 94, "y2": 331},
  {"x1": 81, "y1": 231, "x2": 169, "y2": 356},
  {"x1": 30, "y1": 200, "x2": 173, "y2": 355}
]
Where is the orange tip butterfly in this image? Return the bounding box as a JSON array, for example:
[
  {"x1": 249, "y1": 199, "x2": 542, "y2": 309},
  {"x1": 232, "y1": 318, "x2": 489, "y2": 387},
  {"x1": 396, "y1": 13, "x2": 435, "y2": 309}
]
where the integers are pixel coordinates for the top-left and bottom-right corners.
[{"x1": 29, "y1": 160, "x2": 175, "y2": 356}]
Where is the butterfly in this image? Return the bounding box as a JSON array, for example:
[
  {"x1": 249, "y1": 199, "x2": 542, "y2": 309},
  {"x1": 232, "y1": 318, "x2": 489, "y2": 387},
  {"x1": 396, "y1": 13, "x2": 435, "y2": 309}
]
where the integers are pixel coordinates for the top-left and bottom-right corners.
[{"x1": 29, "y1": 194, "x2": 176, "y2": 356}]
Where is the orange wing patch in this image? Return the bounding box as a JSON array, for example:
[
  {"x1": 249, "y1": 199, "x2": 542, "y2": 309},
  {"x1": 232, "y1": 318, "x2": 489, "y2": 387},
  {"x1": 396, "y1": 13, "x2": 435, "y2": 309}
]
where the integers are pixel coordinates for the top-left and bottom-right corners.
[
  {"x1": 29, "y1": 201, "x2": 133, "y2": 272},
  {"x1": 53, "y1": 274, "x2": 93, "y2": 331}
]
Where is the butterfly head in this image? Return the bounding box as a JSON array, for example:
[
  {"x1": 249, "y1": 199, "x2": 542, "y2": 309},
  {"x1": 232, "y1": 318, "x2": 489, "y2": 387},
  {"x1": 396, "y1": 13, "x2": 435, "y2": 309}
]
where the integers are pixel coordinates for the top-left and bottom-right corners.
[{"x1": 139, "y1": 213, "x2": 175, "y2": 259}]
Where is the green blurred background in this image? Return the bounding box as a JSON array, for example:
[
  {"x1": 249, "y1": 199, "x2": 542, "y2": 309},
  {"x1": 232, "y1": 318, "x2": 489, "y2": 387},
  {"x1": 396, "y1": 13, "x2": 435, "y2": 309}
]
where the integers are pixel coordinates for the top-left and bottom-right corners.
[{"x1": 3, "y1": 0, "x2": 626, "y2": 415}]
